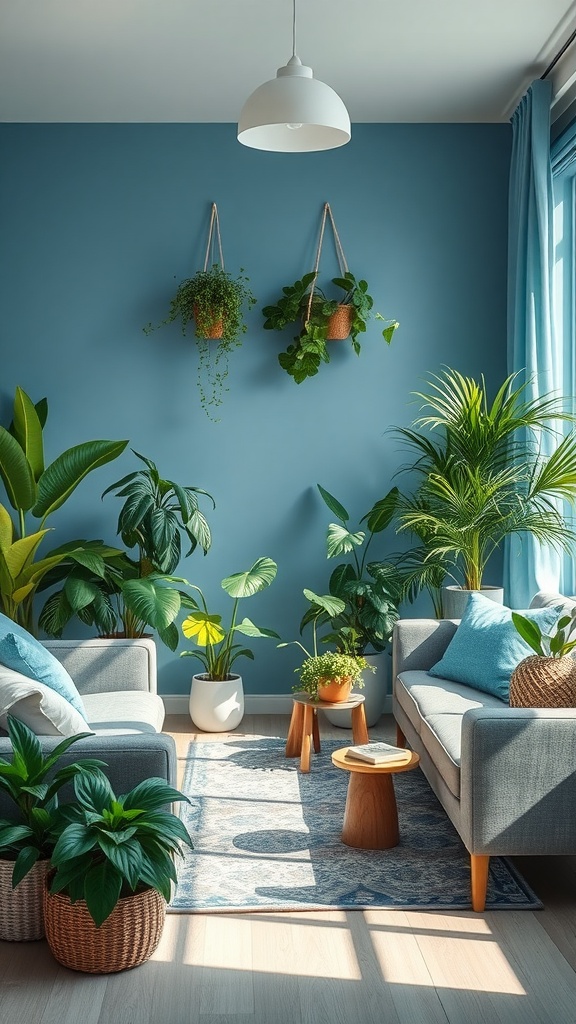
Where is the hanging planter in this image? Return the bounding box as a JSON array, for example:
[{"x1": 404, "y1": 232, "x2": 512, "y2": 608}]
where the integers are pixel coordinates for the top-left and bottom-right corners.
[
  {"x1": 145, "y1": 203, "x2": 256, "y2": 419},
  {"x1": 263, "y1": 203, "x2": 399, "y2": 383}
]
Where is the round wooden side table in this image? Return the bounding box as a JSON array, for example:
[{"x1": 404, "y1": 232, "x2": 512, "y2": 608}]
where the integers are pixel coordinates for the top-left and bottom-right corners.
[
  {"x1": 331, "y1": 746, "x2": 420, "y2": 850},
  {"x1": 285, "y1": 693, "x2": 369, "y2": 773}
]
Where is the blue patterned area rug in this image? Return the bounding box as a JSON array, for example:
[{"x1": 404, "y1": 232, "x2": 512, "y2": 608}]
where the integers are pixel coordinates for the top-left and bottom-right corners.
[{"x1": 169, "y1": 736, "x2": 541, "y2": 913}]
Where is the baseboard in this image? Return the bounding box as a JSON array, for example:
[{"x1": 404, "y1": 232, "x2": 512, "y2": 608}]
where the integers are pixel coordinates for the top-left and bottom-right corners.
[{"x1": 162, "y1": 694, "x2": 393, "y2": 717}]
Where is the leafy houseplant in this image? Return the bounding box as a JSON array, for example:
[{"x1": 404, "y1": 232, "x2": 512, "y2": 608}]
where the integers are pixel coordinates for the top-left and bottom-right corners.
[
  {"x1": 0, "y1": 386, "x2": 128, "y2": 634},
  {"x1": 180, "y1": 557, "x2": 279, "y2": 680},
  {"x1": 510, "y1": 609, "x2": 576, "y2": 708},
  {"x1": 392, "y1": 368, "x2": 576, "y2": 615},
  {"x1": 43, "y1": 771, "x2": 192, "y2": 972},
  {"x1": 39, "y1": 451, "x2": 215, "y2": 652},
  {"x1": 0, "y1": 715, "x2": 105, "y2": 942},
  {"x1": 279, "y1": 589, "x2": 370, "y2": 702},
  {"x1": 145, "y1": 264, "x2": 256, "y2": 417},
  {"x1": 262, "y1": 271, "x2": 399, "y2": 383}
]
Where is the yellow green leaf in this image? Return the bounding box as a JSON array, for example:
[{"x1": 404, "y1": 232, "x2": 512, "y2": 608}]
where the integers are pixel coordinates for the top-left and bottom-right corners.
[{"x1": 182, "y1": 612, "x2": 224, "y2": 647}]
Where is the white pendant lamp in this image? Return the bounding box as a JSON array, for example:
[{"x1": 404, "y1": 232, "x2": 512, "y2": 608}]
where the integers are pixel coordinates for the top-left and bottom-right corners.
[{"x1": 237, "y1": 0, "x2": 351, "y2": 153}]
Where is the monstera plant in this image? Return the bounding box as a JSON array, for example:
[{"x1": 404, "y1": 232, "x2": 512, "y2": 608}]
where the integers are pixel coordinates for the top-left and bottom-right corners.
[{"x1": 0, "y1": 387, "x2": 127, "y2": 634}]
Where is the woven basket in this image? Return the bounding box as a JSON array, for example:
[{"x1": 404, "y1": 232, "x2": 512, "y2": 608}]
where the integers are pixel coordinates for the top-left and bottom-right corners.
[
  {"x1": 510, "y1": 655, "x2": 576, "y2": 708},
  {"x1": 326, "y1": 304, "x2": 353, "y2": 340},
  {"x1": 0, "y1": 858, "x2": 48, "y2": 941},
  {"x1": 43, "y1": 885, "x2": 167, "y2": 974}
]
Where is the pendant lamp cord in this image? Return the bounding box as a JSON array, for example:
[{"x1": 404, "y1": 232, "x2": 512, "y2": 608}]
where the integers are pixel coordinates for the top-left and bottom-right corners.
[
  {"x1": 292, "y1": 0, "x2": 297, "y2": 56},
  {"x1": 203, "y1": 202, "x2": 224, "y2": 272},
  {"x1": 305, "y1": 203, "x2": 349, "y2": 325}
]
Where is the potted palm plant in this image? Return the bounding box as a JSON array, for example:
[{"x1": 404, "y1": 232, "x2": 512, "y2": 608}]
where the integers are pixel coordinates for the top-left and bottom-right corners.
[
  {"x1": 392, "y1": 368, "x2": 576, "y2": 617},
  {"x1": 39, "y1": 451, "x2": 215, "y2": 652},
  {"x1": 262, "y1": 271, "x2": 399, "y2": 383},
  {"x1": 43, "y1": 770, "x2": 192, "y2": 973},
  {"x1": 180, "y1": 557, "x2": 279, "y2": 731},
  {"x1": 0, "y1": 715, "x2": 104, "y2": 941},
  {"x1": 145, "y1": 264, "x2": 256, "y2": 417}
]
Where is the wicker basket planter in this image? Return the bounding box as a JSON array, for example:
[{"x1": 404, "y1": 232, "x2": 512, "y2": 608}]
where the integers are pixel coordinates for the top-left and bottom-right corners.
[
  {"x1": 0, "y1": 858, "x2": 49, "y2": 942},
  {"x1": 43, "y1": 884, "x2": 167, "y2": 973},
  {"x1": 326, "y1": 304, "x2": 353, "y2": 340},
  {"x1": 510, "y1": 655, "x2": 576, "y2": 708}
]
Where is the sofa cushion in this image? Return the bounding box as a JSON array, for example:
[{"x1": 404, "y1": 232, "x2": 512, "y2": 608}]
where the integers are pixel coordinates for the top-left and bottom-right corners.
[
  {"x1": 0, "y1": 666, "x2": 92, "y2": 737},
  {"x1": 428, "y1": 592, "x2": 562, "y2": 701},
  {"x1": 420, "y1": 714, "x2": 463, "y2": 798},
  {"x1": 396, "y1": 669, "x2": 505, "y2": 731},
  {"x1": 83, "y1": 690, "x2": 165, "y2": 734},
  {"x1": 0, "y1": 613, "x2": 87, "y2": 717}
]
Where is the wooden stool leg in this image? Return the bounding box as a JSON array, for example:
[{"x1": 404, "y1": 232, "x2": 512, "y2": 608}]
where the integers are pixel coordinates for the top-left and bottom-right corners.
[
  {"x1": 470, "y1": 854, "x2": 490, "y2": 912},
  {"x1": 341, "y1": 772, "x2": 399, "y2": 849},
  {"x1": 351, "y1": 702, "x2": 369, "y2": 744},
  {"x1": 396, "y1": 722, "x2": 406, "y2": 748},
  {"x1": 312, "y1": 708, "x2": 321, "y2": 752},
  {"x1": 300, "y1": 705, "x2": 314, "y2": 773},
  {"x1": 285, "y1": 701, "x2": 304, "y2": 758}
]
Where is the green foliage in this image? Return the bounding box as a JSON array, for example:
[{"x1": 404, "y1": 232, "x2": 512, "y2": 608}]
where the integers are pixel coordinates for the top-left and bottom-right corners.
[
  {"x1": 48, "y1": 771, "x2": 193, "y2": 927},
  {"x1": 393, "y1": 368, "x2": 576, "y2": 603},
  {"x1": 0, "y1": 716, "x2": 105, "y2": 887},
  {"x1": 40, "y1": 452, "x2": 215, "y2": 651},
  {"x1": 0, "y1": 386, "x2": 128, "y2": 633},
  {"x1": 314, "y1": 485, "x2": 403, "y2": 654},
  {"x1": 180, "y1": 558, "x2": 279, "y2": 679},
  {"x1": 296, "y1": 650, "x2": 369, "y2": 700},
  {"x1": 262, "y1": 271, "x2": 399, "y2": 383},
  {"x1": 511, "y1": 609, "x2": 576, "y2": 658},
  {"x1": 145, "y1": 265, "x2": 257, "y2": 417}
]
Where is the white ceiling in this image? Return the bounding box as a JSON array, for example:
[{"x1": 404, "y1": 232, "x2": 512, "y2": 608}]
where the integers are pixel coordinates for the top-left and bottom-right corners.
[{"x1": 1, "y1": 0, "x2": 576, "y2": 124}]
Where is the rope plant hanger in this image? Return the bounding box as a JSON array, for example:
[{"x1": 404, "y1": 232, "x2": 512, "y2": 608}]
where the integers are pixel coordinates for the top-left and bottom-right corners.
[
  {"x1": 144, "y1": 202, "x2": 255, "y2": 421},
  {"x1": 262, "y1": 202, "x2": 399, "y2": 383}
]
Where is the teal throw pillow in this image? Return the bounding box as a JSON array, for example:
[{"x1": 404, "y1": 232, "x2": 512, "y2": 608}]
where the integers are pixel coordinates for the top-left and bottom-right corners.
[
  {"x1": 0, "y1": 612, "x2": 87, "y2": 719},
  {"x1": 428, "y1": 592, "x2": 562, "y2": 702}
]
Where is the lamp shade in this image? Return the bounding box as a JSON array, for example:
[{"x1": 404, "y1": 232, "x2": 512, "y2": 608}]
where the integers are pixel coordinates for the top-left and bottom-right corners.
[{"x1": 238, "y1": 55, "x2": 351, "y2": 153}]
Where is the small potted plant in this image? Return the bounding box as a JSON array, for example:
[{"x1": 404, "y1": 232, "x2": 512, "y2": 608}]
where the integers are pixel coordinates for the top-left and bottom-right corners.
[
  {"x1": 0, "y1": 715, "x2": 105, "y2": 941},
  {"x1": 262, "y1": 271, "x2": 399, "y2": 383},
  {"x1": 43, "y1": 770, "x2": 192, "y2": 973},
  {"x1": 180, "y1": 557, "x2": 279, "y2": 731},
  {"x1": 279, "y1": 589, "x2": 371, "y2": 702},
  {"x1": 510, "y1": 608, "x2": 576, "y2": 706},
  {"x1": 145, "y1": 264, "x2": 256, "y2": 417}
]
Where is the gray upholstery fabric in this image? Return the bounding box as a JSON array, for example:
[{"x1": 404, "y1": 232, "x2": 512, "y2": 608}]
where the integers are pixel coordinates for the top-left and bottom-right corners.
[
  {"x1": 529, "y1": 590, "x2": 576, "y2": 615},
  {"x1": 392, "y1": 605, "x2": 576, "y2": 861},
  {"x1": 42, "y1": 638, "x2": 157, "y2": 694}
]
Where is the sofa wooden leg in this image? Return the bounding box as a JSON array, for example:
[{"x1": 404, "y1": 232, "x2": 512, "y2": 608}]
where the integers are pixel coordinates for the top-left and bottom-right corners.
[
  {"x1": 396, "y1": 722, "x2": 406, "y2": 748},
  {"x1": 470, "y1": 854, "x2": 489, "y2": 912}
]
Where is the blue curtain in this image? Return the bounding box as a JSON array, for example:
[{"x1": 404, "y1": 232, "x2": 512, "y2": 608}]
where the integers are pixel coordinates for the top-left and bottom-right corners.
[{"x1": 504, "y1": 79, "x2": 558, "y2": 608}]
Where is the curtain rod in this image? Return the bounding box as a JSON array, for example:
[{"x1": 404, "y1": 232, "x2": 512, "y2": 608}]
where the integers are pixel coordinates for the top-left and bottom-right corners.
[{"x1": 541, "y1": 27, "x2": 576, "y2": 80}]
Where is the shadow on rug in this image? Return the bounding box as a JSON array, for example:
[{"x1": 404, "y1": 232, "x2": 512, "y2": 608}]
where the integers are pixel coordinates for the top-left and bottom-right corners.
[{"x1": 170, "y1": 736, "x2": 541, "y2": 913}]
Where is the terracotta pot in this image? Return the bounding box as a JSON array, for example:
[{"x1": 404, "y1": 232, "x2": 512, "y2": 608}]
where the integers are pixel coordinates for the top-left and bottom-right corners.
[
  {"x1": 326, "y1": 304, "x2": 353, "y2": 340},
  {"x1": 193, "y1": 304, "x2": 224, "y2": 339},
  {"x1": 43, "y1": 883, "x2": 166, "y2": 974},
  {"x1": 317, "y1": 676, "x2": 353, "y2": 703}
]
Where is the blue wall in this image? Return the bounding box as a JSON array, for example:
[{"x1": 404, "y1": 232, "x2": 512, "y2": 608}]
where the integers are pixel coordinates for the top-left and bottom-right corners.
[{"x1": 0, "y1": 123, "x2": 511, "y2": 694}]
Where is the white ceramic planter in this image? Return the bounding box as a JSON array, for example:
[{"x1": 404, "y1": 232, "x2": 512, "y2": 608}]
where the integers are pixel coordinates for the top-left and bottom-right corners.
[
  {"x1": 442, "y1": 585, "x2": 504, "y2": 619},
  {"x1": 323, "y1": 653, "x2": 389, "y2": 729},
  {"x1": 189, "y1": 673, "x2": 245, "y2": 732}
]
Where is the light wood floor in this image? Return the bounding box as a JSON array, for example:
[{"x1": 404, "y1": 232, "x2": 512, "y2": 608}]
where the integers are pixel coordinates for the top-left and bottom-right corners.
[{"x1": 2, "y1": 713, "x2": 576, "y2": 1024}]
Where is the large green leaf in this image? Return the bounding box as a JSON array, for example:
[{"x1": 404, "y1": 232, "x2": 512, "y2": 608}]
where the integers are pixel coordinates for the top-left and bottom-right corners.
[
  {"x1": 32, "y1": 439, "x2": 129, "y2": 520},
  {"x1": 0, "y1": 425, "x2": 36, "y2": 512},
  {"x1": 221, "y1": 557, "x2": 277, "y2": 598},
  {"x1": 12, "y1": 845, "x2": 40, "y2": 887},
  {"x1": 317, "y1": 484, "x2": 349, "y2": 523},
  {"x1": 181, "y1": 612, "x2": 225, "y2": 646},
  {"x1": 326, "y1": 524, "x2": 364, "y2": 558},
  {"x1": 233, "y1": 617, "x2": 280, "y2": 639},
  {"x1": 122, "y1": 778, "x2": 190, "y2": 812},
  {"x1": 121, "y1": 577, "x2": 181, "y2": 631},
  {"x1": 362, "y1": 487, "x2": 399, "y2": 533},
  {"x1": 13, "y1": 387, "x2": 44, "y2": 483},
  {"x1": 83, "y1": 860, "x2": 123, "y2": 926},
  {"x1": 303, "y1": 589, "x2": 346, "y2": 617},
  {"x1": 0, "y1": 504, "x2": 13, "y2": 553},
  {"x1": 3, "y1": 529, "x2": 50, "y2": 582}
]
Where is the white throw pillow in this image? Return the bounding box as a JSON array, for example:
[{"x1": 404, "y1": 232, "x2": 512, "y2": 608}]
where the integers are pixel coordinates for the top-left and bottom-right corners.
[{"x1": 0, "y1": 666, "x2": 93, "y2": 737}]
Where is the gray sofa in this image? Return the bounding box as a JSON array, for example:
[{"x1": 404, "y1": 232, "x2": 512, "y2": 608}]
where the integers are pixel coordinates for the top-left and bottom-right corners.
[
  {"x1": 0, "y1": 637, "x2": 177, "y2": 818},
  {"x1": 392, "y1": 591, "x2": 576, "y2": 911}
]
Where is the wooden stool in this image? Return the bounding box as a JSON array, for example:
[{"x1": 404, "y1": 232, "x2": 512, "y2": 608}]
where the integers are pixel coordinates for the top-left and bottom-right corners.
[
  {"x1": 331, "y1": 746, "x2": 420, "y2": 849},
  {"x1": 285, "y1": 692, "x2": 369, "y2": 773}
]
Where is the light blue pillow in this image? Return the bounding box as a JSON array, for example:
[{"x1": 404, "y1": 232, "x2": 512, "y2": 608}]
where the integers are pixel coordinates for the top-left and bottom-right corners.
[
  {"x1": 0, "y1": 612, "x2": 87, "y2": 719},
  {"x1": 429, "y1": 592, "x2": 562, "y2": 702}
]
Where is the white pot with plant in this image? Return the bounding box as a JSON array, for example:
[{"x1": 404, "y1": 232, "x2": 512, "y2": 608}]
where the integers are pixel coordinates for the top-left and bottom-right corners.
[{"x1": 181, "y1": 558, "x2": 279, "y2": 732}]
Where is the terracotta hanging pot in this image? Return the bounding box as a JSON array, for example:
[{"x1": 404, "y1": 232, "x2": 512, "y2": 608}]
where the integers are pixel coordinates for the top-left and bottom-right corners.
[
  {"x1": 193, "y1": 305, "x2": 224, "y2": 339},
  {"x1": 326, "y1": 304, "x2": 353, "y2": 340}
]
